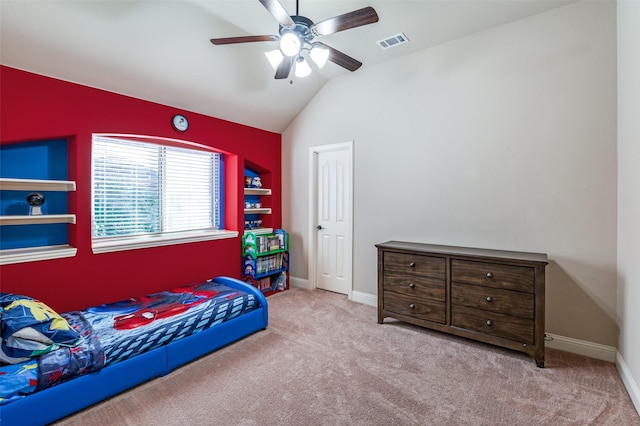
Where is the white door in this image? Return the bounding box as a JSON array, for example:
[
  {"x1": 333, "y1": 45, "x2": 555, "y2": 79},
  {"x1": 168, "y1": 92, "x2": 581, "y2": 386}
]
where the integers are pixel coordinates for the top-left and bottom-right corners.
[{"x1": 312, "y1": 142, "x2": 353, "y2": 296}]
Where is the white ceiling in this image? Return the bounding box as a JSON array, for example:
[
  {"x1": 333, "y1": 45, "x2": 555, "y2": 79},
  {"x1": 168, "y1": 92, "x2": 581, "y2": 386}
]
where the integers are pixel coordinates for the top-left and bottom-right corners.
[{"x1": 1, "y1": 0, "x2": 574, "y2": 133}]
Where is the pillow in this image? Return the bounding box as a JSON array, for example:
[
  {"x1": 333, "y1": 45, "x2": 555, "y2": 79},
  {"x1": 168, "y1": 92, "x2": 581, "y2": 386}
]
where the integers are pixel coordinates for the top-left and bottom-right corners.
[{"x1": 0, "y1": 293, "x2": 82, "y2": 364}]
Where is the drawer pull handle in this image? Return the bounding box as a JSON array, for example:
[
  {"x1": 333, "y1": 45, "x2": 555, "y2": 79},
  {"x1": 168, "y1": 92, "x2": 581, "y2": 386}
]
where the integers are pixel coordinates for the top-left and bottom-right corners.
[
  {"x1": 486, "y1": 296, "x2": 493, "y2": 303},
  {"x1": 486, "y1": 319, "x2": 493, "y2": 327},
  {"x1": 409, "y1": 262, "x2": 416, "y2": 268},
  {"x1": 409, "y1": 303, "x2": 416, "y2": 309},
  {"x1": 409, "y1": 283, "x2": 416, "y2": 289},
  {"x1": 486, "y1": 272, "x2": 494, "y2": 278}
]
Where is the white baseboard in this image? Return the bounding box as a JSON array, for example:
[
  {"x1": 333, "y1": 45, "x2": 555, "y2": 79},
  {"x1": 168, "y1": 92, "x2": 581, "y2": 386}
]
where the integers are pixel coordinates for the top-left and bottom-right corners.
[
  {"x1": 352, "y1": 290, "x2": 377, "y2": 306},
  {"x1": 289, "y1": 276, "x2": 377, "y2": 306},
  {"x1": 616, "y1": 352, "x2": 640, "y2": 416},
  {"x1": 545, "y1": 333, "x2": 617, "y2": 363},
  {"x1": 289, "y1": 276, "x2": 311, "y2": 290}
]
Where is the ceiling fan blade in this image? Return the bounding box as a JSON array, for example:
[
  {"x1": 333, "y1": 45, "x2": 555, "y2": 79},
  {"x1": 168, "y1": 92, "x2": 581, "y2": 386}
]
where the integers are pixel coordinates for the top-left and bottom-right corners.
[
  {"x1": 316, "y1": 43, "x2": 362, "y2": 72},
  {"x1": 259, "y1": 0, "x2": 295, "y2": 29},
  {"x1": 210, "y1": 35, "x2": 279, "y2": 45},
  {"x1": 275, "y1": 56, "x2": 294, "y2": 79},
  {"x1": 311, "y1": 6, "x2": 379, "y2": 37}
]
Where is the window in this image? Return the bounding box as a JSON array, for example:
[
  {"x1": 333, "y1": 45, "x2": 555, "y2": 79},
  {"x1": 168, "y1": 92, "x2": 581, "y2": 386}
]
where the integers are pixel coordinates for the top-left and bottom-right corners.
[{"x1": 92, "y1": 135, "x2": 235, "y2": 253}]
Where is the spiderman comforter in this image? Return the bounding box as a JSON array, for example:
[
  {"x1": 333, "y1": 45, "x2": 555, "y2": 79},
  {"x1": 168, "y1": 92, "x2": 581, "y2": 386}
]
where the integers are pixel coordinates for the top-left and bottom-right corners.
[{"x1": 0, "y1": 280, "x2": 258, "y2": 405}]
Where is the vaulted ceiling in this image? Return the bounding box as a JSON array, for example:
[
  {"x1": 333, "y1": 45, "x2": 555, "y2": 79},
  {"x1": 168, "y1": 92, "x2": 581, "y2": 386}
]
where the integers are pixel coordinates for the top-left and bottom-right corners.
[{"x1": 1, "y1": 0, "x2": 573, "y2": 133}]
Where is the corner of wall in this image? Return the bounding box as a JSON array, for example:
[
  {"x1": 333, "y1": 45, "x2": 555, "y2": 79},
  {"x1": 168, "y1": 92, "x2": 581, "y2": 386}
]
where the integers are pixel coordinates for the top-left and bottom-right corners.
[{"x1": 617, "y1": 351, "x2": 640, "y2": 416}]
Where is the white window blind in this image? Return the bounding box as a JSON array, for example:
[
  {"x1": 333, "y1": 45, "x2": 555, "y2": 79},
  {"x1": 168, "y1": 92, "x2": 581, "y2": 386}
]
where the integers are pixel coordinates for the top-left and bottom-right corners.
[{"x1": 92, "y1": 136, "x2": 221, "y2": 240}]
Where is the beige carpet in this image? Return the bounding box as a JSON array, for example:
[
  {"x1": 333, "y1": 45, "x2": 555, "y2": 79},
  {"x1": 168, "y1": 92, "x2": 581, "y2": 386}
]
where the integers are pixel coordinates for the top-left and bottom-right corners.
[{"x1": 55, "y1": 287, "x2": 639, "y2": 426}]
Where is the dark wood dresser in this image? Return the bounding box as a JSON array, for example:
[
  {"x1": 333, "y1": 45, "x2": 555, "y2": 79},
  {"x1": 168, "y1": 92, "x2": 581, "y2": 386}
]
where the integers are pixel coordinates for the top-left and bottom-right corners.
[{"x1": 376, "y1": 241, "x2": 548, "y2": 367}]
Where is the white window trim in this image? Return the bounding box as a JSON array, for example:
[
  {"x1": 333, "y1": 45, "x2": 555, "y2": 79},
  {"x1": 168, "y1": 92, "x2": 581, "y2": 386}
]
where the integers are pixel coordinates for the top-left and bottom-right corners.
[{"x1": 92, "y1": 229, "x2": 237, "y2": 254}]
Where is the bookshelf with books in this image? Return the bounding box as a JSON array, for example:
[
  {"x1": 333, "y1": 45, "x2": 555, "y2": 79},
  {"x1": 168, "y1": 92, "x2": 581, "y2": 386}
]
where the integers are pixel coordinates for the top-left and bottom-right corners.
[{"x1": 242, "y1": 229, "x2": 289, "y2": 296}]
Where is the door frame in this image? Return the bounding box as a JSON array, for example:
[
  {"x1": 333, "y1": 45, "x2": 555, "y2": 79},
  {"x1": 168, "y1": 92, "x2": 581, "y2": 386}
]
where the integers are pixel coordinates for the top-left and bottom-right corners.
[{"x1": 308, "y1": 141, "x2": 354, "y2": 299}]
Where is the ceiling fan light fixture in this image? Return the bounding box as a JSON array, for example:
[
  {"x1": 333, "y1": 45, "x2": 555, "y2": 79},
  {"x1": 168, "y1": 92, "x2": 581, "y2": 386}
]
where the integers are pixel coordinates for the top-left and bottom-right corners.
[
  {"x1": 295, "y1": 57, "x2": 312, "y2": 78},
  {"x1": 310, "y1": 45, "x2": 329, "y2": 68},
  {"x1": 265, "y1": 49, "x2": 284, "y2": 69},
  {"x1": 280, "y1": 31, "x2": 301, "y2": 56},
  {"x1": 209, "y1": 1, "x2": 379, "y2": 79}
]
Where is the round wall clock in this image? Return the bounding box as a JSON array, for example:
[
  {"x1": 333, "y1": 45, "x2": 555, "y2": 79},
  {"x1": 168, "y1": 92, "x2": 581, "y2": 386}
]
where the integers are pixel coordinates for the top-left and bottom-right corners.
[{"x1": 172, "y1": 114, "x2": 189, "y2": 132}]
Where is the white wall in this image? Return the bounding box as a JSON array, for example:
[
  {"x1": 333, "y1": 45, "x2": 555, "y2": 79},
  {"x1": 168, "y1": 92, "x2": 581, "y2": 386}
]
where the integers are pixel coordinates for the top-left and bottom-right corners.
[
  {"x1": 283, "y1": 1, "x2": 618, "y2": 347},
  {"x1": 617, "y1": 0, "x2": 640, "y2": 411}
]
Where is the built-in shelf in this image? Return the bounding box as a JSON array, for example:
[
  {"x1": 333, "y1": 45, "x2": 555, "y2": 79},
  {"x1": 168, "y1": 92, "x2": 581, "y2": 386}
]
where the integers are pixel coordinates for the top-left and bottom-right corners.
[
  {"x1": 0, "y1": 214, "x2": 77, "y2": 226},
  {"x1": 0, "y1": 178, "x2": 76, "y2": 192},
  {"x1": 244, "y1": 188, "x2": 272, "y2": 196},
  {"x1": 243, "y1": 174, "x2": 272, "y2": 232},
  {"x1": 244, "y1": 208, "x2": 272, "y2": 215},
  {"x1": 244, "y1": 227, "x2": 274, "y2": 235},
  {"x1": 0, "y1": 177, "x2": 77, "y2": 226},
  {"x1": 0, "y1": 245, "x2": 78, "y2": 265},
  {"x1": 0, "y1": 145, "x2": 78, "y2": 264}
]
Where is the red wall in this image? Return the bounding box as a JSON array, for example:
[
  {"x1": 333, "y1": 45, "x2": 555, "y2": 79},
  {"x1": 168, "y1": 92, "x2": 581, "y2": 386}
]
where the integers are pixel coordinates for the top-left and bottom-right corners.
[{"x1": 0, "y1": 66, "x2": 282, "y2": 312}]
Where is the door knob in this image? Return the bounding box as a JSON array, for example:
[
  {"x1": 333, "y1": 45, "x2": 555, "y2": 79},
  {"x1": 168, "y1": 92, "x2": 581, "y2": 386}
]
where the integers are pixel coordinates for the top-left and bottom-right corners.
[{"x1": 316, "y1": 225, "x2": 323, "y2": 230}]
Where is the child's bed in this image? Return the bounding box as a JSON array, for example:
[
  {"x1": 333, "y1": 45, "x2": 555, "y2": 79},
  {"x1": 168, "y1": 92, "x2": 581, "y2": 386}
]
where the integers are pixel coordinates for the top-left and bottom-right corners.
[{"x1": 0, "y1": 276, "x2": 268, "y2": 426}]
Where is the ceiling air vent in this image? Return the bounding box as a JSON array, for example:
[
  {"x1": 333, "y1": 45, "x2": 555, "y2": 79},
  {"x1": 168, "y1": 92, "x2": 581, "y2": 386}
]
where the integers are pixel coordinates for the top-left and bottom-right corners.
[{"x1": 377, "y1": 33, "x2": 409, "y2": 49}]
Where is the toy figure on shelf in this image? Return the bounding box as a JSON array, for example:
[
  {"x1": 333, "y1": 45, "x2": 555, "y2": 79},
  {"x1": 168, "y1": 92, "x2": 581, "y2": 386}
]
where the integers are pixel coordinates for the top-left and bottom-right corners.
[
  {"x1": 244, "y1": 219, "x2": 262, "y2": 230},
  {"x1": 251, "y1": 177, "x2": 262, "y2": 188},
  {"x1": 244, "y1": 176, "x2": 262, "y2": 188}
]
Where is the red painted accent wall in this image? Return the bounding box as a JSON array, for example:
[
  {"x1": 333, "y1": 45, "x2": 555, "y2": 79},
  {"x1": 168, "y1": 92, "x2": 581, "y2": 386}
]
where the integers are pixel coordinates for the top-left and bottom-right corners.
[{"x1": 0, "y1": 66, "x2": 282, "y2": 312}]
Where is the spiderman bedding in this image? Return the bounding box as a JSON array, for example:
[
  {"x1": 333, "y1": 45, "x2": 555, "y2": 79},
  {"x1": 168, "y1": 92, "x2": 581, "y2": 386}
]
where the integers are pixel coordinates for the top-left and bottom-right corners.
[{"x1": 0, "y1": 280, "x2": 258, "y2": 405}]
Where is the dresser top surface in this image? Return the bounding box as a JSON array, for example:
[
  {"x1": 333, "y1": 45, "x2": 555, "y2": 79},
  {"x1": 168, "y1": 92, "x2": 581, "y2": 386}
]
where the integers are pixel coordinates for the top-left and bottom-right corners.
[{"x1": 376, "y1": 241, "x2": 548, "y2": 265}]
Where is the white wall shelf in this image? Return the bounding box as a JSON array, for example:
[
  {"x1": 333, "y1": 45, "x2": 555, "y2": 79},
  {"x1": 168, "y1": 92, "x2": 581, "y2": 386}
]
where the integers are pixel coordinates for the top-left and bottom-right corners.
[
  {"x1": 244, "y1": 208, "x2": 272, "y2": 215},
  {"x1": 0, "y1": 214, "x2": 77, "y2": 226},
  {"x1": 244, "y1": 227, "x2": 274, "y2": 235},
  {"x1": 0, "y1": 245, "x2": 78, "y2": 265},
  {"x1": 0, "y1": 178, "x2": 76, "y2": 192},
  {"x1": 244, "y1": 188, "x2": 272, "y2": 196}
]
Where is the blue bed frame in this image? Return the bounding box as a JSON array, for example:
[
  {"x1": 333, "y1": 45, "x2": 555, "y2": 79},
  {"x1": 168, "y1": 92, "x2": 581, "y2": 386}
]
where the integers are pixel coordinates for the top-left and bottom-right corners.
[{"x1": 0, "y1": 277, "x2": 268, "y2": 426}]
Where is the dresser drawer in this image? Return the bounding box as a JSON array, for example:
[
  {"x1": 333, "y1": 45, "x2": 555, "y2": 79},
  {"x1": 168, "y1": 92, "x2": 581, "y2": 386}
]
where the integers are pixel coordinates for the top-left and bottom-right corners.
[
  {"x1": 383, "y1": 291, "x2": 445, "y2": 324},
  {"x1": 451, "y1": 305, "x2": 534, "y2": 344},
  {"x1": 383, "y1": 252, "x2": 445, "y2": 278},
  {"x1": 383, "y1": 273, "x2": 445, "y2": 301},
  {"x1": 451, "y1": 282, "x2": 534, "y2": 319},
  {"x1": 451, "y1": 259, "x2": 534, "y2": 293}
]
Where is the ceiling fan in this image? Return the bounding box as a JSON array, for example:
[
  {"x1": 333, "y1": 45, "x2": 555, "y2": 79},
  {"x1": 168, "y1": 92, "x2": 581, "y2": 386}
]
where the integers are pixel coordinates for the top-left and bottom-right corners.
[{"x1": 210, "y1": 0, "x2": 379, "y2": 79}]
